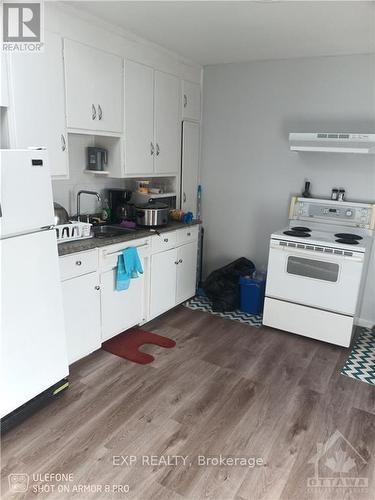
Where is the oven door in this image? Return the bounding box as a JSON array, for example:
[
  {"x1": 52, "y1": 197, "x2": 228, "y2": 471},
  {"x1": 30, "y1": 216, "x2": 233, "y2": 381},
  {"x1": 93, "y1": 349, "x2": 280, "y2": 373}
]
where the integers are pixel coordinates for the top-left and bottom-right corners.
[{"x1": 265, "y1": 239, "x2": 364, "y2": 315}]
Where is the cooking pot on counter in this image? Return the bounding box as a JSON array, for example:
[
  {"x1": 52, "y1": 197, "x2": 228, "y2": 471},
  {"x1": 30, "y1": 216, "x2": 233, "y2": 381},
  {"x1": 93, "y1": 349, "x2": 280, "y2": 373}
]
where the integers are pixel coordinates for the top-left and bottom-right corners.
[{"x1": 135, "y1": 202, "x2": 169, "y2": 227}]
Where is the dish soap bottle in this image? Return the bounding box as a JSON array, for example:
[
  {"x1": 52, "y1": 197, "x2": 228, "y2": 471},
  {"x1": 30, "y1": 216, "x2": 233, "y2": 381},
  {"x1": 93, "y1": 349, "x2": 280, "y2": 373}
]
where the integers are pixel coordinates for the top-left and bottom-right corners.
[{"x1": 101, "y1": 198, "x2": 112, "y2": 223}]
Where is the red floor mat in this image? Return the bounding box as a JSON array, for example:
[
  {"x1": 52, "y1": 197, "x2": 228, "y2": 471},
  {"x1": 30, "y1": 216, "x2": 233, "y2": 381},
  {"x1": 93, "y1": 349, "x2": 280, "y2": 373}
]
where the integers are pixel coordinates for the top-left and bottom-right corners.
[{"x1": 102, "y1": 328, "x2": 176, "y2": 364}]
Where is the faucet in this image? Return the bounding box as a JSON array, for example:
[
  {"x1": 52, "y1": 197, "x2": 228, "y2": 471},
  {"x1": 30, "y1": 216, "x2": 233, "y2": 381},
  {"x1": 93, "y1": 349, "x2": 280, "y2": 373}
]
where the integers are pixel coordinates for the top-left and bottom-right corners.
[{"x1": 77, "y1": 190, "x2": 102, "y2": 221}]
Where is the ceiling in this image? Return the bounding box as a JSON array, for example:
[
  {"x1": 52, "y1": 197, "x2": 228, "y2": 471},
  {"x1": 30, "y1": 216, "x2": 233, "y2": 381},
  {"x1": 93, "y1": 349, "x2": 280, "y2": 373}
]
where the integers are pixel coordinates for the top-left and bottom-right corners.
[{"x1": 70, "y1": 1, "x2": 375, "y2": 66}]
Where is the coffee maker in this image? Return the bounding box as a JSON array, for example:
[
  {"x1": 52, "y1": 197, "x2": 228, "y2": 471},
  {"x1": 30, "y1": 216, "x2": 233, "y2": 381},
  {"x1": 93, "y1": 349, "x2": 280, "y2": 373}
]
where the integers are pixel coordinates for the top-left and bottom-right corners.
[{"x1": 107, "y1": 188, "x2": 134, "y2": 223}]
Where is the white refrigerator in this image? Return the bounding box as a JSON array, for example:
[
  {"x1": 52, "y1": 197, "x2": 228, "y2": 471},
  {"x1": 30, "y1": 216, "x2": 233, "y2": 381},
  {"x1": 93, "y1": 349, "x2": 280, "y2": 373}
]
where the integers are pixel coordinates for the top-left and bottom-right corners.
[{"x1": 0, "y1": 150, "x2": 68, "y2": 423}]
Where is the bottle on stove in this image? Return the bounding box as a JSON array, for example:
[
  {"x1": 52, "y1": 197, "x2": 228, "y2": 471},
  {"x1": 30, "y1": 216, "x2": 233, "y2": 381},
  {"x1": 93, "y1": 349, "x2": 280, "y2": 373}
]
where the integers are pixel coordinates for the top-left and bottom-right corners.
[{"x1": 302, "y1": 181, "x2": 311, "y2": 198}]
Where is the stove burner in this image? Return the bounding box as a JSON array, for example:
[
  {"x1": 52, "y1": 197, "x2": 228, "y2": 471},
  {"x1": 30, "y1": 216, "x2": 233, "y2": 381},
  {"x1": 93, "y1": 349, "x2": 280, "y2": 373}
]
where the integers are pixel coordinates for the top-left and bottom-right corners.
[
  {"x1": 291, "y1": 226, "x2": 311, "y2": 232},
  {"x1": 335, "y1": 238, "x2": 359, "y2": 245},
  {"x1": 283, "y1": 230, "x2": 311, "y2": 238},
  {"x1": 335, "y1": 233, "x2": 363, "y2": 240}
]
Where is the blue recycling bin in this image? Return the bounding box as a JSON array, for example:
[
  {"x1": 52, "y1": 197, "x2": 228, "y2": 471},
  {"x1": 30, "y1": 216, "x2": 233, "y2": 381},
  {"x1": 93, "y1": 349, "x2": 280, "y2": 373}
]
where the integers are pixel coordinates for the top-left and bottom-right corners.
[{"x1": 239, "y1": 274, "x2": 266, "y2": 314}]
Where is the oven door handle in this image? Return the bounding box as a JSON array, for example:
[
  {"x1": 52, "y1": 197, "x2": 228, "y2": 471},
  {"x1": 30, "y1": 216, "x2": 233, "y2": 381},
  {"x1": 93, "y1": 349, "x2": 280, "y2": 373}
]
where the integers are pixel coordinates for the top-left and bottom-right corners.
[{"x1": 271, "y1": 244, "x2": 364, "y2": 262}]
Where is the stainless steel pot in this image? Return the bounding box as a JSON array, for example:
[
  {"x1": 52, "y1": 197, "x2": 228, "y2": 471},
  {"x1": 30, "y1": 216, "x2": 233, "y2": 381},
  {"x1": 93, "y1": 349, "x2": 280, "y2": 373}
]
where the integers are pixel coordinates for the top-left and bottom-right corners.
[
  {"x1": 53, "y1": 202, "x2": 69, "y2": 225},
  {"x1": 135, "y1": 202, "x2": 169, "y2": 227}
]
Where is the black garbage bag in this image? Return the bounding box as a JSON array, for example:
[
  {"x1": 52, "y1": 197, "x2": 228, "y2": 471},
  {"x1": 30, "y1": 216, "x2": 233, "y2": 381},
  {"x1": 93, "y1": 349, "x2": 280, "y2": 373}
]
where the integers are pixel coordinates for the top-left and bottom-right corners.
[{"x1": 203, "y1": 257, "x2": 255, "y2": 313}]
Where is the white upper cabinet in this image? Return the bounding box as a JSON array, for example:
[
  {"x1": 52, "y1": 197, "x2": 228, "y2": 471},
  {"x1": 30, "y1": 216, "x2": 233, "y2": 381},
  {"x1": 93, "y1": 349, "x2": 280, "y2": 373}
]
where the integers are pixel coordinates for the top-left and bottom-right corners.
[
  {"x1": 182, "y1": 80, "x2": 201, "y2": 121},
  {"x1": 154, "y1": 71, "x2": 180, "y2": 174},
  {"x1": 124, "y1": 60, "x2": 154, "y2": 175},
  {"x1": 1, "y1": 52, "x2": 9, "y2": 107},
  {"x1": 8, "y1": 31, "x2": 68, "y2": 178},
  {"x1": 64, "y1": 39, "x2": 123, "y2": 134},
  {"x1": 122, "y1": 62, "x2": 180, "y2": 176}
]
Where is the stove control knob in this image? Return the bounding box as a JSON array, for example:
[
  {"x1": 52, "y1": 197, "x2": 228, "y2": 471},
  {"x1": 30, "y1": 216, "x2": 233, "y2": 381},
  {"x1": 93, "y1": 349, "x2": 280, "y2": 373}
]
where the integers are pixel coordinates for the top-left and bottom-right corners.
[{"x1": 345, "y1": 210, "x2": 353, "y2": 217}]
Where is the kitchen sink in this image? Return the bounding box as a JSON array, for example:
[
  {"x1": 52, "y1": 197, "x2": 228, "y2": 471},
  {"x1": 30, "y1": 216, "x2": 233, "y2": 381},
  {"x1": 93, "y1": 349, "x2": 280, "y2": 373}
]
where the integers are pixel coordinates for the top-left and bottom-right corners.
[{"x1": 92, "y1": 225, "x2": 136, "y2": 239}]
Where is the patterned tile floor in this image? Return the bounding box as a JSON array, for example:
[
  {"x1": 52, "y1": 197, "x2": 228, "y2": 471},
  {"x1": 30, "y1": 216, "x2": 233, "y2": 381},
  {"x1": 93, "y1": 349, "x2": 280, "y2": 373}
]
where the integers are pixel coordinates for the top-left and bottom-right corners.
[
  {"x1": 183, "y1": 294, "x2": 263, "y2": 328},
  {"x1": 341, "y1": 327, "x2": 375, "y2": 386}
]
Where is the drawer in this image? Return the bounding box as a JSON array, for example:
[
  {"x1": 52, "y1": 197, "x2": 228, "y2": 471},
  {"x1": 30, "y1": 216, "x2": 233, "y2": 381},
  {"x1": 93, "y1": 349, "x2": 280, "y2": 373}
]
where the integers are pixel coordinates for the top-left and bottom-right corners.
[
  {"x1": 151, "y1": 231, "x2": 177, "y2": 253},
  {"x1": 59, "y1": 250, "x2": 98, "y2": 281},
  {"x1": 176, "y1": 225, "x2": 199, "y2": 246}
]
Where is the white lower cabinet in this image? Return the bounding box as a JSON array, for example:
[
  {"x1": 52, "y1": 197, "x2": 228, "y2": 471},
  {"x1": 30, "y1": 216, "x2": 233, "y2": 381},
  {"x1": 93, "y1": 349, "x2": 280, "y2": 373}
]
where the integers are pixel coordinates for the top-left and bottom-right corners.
[
  {"x1": 149, "y1": 229, "x2": 199, "y2": 319},
  {"x1": 150, "y1": 248, "x2": 178, "y2": 318},
  {"x1": 100, "y1": 240, "x2": 149, "y2": 341},
  {"x1": 61, "y1": 272, "x2": 101, "y2": 365},
  {"x1": 176, "y1": 242, "x2": 198, "y2": 304}
]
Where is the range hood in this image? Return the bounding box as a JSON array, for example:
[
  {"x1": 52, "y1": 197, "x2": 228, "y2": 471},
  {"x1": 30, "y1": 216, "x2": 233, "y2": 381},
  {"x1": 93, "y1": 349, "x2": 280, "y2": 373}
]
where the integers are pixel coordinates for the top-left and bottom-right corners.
[{"x1": 289, "y1": 133, "x2": 375, "y2": 154}]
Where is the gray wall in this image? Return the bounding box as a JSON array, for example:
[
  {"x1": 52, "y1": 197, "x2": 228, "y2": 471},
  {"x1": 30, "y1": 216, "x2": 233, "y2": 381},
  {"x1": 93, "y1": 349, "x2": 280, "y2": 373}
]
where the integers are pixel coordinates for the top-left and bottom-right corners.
[{"x1": 201, "y1": 54, "x2": 375, "y2": 324}]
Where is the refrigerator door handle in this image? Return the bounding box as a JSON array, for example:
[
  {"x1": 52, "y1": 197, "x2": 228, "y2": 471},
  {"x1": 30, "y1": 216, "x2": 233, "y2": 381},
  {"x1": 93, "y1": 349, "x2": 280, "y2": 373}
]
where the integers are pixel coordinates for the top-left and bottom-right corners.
[{"x1": 0, "y1": 202, "x2": 2, "y2": 217}]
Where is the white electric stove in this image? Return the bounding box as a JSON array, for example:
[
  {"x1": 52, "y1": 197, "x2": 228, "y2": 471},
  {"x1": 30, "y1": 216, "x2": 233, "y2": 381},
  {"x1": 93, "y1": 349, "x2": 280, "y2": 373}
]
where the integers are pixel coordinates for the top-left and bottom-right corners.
[{"x1": 263, "y1": 197, "x2": 374, "y2": 347}]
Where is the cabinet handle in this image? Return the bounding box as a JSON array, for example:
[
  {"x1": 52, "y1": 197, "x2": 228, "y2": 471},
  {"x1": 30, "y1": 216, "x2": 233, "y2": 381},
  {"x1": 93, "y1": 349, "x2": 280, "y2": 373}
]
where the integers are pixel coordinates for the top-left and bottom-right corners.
[
  {"x1": 183, "y1": 192, "x2": 187, "y2": 203},
  {"x1": 184, "y1": 94, "x2": 187, "y2": 108},
  {"x1": 98, "y1": 104, "x2": 102, "y2": 120},
  {"x1": 95, "y1": 285, "x2": 100, "y2": 290},
  {"x1": 92, "y1": 104, "x2": 97, "y2": 120},
  {"x1": 187, "y1": 232, "x2": 191, "y2": 236},
  {"x1": 75, "y1": 260, "x2": 82, "y2": 266},
  {"x1": 156, "y1": 143, "x2": 160, "y2": 156},
  {"x1": 179, "y1": 259, "x2": 183, "y2": 263},
  {"x1": 150, "y1": 142, "x2": 155, "y2": 156},
  {"x1": 164, "y1": 238, "x2": 168, "y2": 242},
  {"x1": 174, "y1": 261, "x2": 179, "y2": 265},
  {"x1": 61, "y1": 134, "x2": 66, "y2": 152}
]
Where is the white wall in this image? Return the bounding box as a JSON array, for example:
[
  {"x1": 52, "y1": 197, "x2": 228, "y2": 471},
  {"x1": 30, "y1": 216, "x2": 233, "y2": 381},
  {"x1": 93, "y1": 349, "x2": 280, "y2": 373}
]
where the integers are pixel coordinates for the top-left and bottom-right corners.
[{"x1": 201, "y1": 54, "x2": 375, "y2": 325}]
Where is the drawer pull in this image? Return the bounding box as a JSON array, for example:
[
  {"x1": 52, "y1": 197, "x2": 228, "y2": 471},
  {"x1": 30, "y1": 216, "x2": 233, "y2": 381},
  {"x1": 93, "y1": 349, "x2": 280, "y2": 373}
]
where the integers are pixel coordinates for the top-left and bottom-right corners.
[
  {"x1": 174, "y1": 261, "x2": 179, "y2": 265},
  {"x1": 187, "y1": 232, "x2": 191, "y2": 236},
  {"x1": 179, "y1": 259, "x2": 183, "y2": 263},
  {"x1": 164, "y1": 238, "x2": 169, "y2": 242},
  {"x1": 76, "y1": 260, "x2": 82, "y2": 266},
  {"x1": 95, "y1": 285, "x2": 100, "y2": 290}
]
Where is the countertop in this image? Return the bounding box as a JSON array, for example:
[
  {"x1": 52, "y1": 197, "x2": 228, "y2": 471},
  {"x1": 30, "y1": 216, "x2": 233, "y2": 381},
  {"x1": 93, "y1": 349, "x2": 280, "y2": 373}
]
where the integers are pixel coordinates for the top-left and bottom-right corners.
[{"x1": 57, "y1": 220, "x2": 201, "y2": 256}]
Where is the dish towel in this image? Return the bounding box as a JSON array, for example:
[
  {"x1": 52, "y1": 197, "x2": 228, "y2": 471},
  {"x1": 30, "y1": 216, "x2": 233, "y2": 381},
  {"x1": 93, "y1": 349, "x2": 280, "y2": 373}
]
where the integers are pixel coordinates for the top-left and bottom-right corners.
[{"x1": 116, "y1": 247, "x2": 144, "y2": 291}]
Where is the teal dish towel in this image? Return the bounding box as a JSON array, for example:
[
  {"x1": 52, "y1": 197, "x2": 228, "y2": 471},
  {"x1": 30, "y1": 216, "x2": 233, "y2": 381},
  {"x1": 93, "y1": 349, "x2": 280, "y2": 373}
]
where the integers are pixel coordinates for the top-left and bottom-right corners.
[{"x1": 116, "y1": 247, "x2": 144, "y2": 291}]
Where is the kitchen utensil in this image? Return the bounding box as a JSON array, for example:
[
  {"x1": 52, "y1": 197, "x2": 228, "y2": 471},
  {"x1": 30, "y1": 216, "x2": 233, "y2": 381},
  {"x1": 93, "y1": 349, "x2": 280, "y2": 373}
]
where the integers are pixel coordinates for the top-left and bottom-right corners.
[
  {"x1": 53, "y1": 202, "x2": 69, "y2": 225},
  {"x1": 331, "y1": 188, "x2": 339, "y2": 200},
  {"x1": 302, "y1": 181, "x2": 311, "y2": 198},
  {"x1": 135, "y1": 202, "x2": 169, "y2": 227}
]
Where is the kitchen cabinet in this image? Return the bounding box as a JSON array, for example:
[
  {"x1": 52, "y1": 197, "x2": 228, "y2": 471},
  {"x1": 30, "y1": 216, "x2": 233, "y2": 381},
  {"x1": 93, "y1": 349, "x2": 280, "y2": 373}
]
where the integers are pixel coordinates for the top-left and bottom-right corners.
[
  {"x1": 1, "y1": 52, "x2": 9, "y2": 107},
  {"x1": 154, "y1": 71, "x2": 180, "y2": 174},
  {"x1": 181, "y1": 121, "x2": 200, "y2": 216},
  {"x1": 149, "y1": 227, "x2": 199, "y2": 319},
  {"x1": 8, "y1": 31, "x2": 69, "y2": 177},
  {"x1": 61, "y1": 272, "x2": 101, "y2": 364},
  {"x1": 64, "y1": 39, "x2": 123, "y2": 134},
  {"x1": 149, "y1": 248, "x2": 178, "y2": 318},
  {"x1": 182, "y1": 80, "x2": 201, "y2": 121},
  {"x1": 100, "y1": 240, "x2": 149, "y2": 341},
  {"x1": 123, "y1": 61, "x2": 180, "y2": 176},
  {"x1": 176, "y1": 242, "x2": 198, "y2": 304},
  {"x1": 124, "y1": 60, "x2": 154, "y2": 175}
]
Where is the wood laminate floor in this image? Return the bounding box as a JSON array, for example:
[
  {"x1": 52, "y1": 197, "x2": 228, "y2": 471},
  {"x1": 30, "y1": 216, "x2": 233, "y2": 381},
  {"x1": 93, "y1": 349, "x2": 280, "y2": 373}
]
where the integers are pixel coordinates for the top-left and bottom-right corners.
[{"x1": 1, "y1": 307, "x2": 375, "y2": 500}]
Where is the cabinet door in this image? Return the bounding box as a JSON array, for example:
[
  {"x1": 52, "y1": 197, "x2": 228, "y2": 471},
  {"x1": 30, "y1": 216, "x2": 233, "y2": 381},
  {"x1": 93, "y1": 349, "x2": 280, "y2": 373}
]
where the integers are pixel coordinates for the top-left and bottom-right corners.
[
  {"x1": 101, "y1": 264, "x2": 146, "y2": 341},
  {"x1": 124, "y1": 60, "x2": 154, "y2": 175},
  {"x1": 9, "y1": 31, "x2": 68, "y2": 177},
  {"x1": 182, "y1": 80, "x2": 201, "y2": 121},
  {"x1": 64, "y1": 39, "x2": 96, "y2": 131},
  {"x1": 61, "y1": 272, "x2": 101, "y2": 365},
  {"x1": 149, "y1": 248, "x2": 177, "y2": 318},
  {"x1": 94, "y1": 51, "x2": 123, "y2": 133},
  {"x1": 154, "y1": 71, "x2": 180, "y2": 174},
  {"x1": 181, "y1": 121, "x2": 200, "y2": 216},
  {"x1": 176, "y1": 242, "x2": 198, "y2": 304}
]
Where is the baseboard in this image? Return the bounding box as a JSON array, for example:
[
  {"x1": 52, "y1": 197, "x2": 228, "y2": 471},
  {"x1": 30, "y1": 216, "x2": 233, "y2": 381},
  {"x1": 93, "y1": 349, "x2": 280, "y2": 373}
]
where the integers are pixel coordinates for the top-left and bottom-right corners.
[{"x1": 355, "y1": 317, "x2": 374, "y2": 329}]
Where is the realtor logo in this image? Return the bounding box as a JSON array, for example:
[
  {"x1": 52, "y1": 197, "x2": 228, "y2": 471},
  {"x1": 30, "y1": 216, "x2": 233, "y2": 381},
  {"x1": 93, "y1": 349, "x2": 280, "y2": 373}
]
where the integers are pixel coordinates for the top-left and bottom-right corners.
[
  {"x1": 2, "y1": 2, "x2": 43, "y2": 51},
  {"x1": 307, "y1": 430, "x2": 369, "y2": 491},
  {"x1": 8, "y1": 473, "x2": 29, "y2": 493}
]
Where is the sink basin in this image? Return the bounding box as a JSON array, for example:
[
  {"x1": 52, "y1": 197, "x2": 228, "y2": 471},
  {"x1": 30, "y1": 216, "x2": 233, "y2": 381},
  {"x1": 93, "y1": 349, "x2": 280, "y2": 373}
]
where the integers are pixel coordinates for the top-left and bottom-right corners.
[{"x1": 92, "y1": 225, "x2": 136, "y2": 239}]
